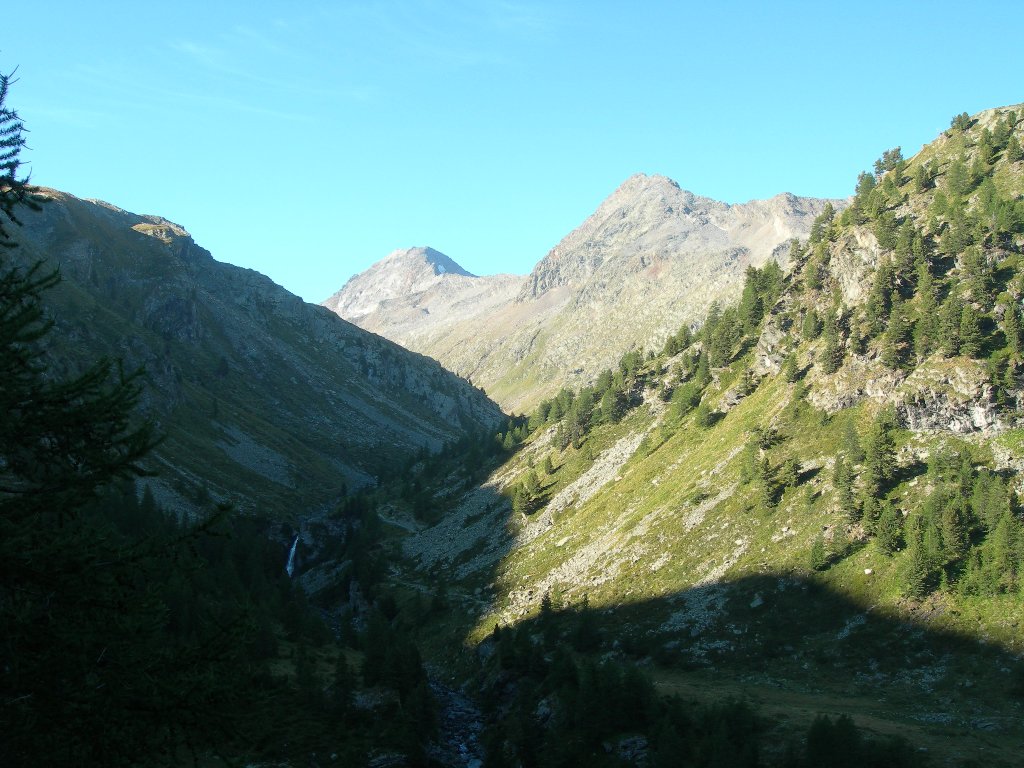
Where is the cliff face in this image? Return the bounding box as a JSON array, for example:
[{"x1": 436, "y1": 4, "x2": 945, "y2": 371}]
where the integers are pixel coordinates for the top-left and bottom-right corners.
[
  {"x1": 9, "y1": 190, "x2": 503, "y2": 518},
  {"x1": 326, "y1": 175, "x2": 838, "y2": 411}
]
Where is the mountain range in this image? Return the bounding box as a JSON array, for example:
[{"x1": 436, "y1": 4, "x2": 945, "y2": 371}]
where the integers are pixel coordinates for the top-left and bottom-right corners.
[
  {"x1": 9, "y1": 98, "x2": 1024, "y2": 766},
  {"x1": 324, "y1": 174, "x2": 838, "y2": 411}
]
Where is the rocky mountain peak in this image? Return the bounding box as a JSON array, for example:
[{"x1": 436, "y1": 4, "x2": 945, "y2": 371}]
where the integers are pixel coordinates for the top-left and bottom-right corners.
[
  {"x1": 520, "y1": 173, "x2": 832, "y2": 301},
  {"x1": 322, "y1": 246, "x2": 475, "y2": 320},
  {"x1": 389, "y1": 246, "x2": 475, "y2": 279}
]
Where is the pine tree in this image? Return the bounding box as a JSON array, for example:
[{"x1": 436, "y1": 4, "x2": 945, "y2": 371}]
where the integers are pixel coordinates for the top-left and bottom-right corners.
[
  {"x1": 782, "y1": 351, "x2": 799, "y2": 383},
  {"x1": 873, "y1": 210, "x2": 899, "y2": 250},
  {"x1": 881, "y1": 294, "x2": 914, "y2": 370},
  {"x1": 833, "y1": 455, "x2": 857, "y2": 521},
  {"x1": 809, "y1": 202, "x2": 836, "y2": 244},
  {"x1": 1006, "y1": 133, "x2": 1024, "y2": 163},
  {"x1": 911, "y1": 230, "x2": 933, "y2": 275},
  {"x1": 820, "y1": 309, "x2": 844, "y2": 374},
  {"x1": 945, "y1": 155, "x2": 971, "y2": 198},
  {"x1": 977, "y1": 128, "x2": 996, "y2": 169},
  {"x1": 913, "y1": 162, "x2": 932, "y2": 193},
  {"x1": 876, "y1": 503, "x2": 904, "y2": 555},
  {"x1": 901, "y1": 537, "x2": 932, "y2": 599},
  {"x1": 981, "y1": 511, "x2": 1020, "y2": 593},
  {"x1": 709, "y1": 307, "x2": 741, "y2": 366},
  {"x1": 1004, "y1": 301, "x2": 1023, "y2": 359},
  {"x1": 958, "y1": 303, "x2": 984, "y2": 357},
  {"x1": 914, "y1": 268, "x2": 940, "y2": 358},
  {"x1": 961, "y1": 247, "x2": 993, "y2": 301},
  {"x1": 950, "y1": 112, "x2": 971, "y2": 133},
  {"x1": 739, "y1": 265, "x2": 765, "y2": 334},
  {"x1": 801, "y1": 307, "x2": 822, "y2": 340},
  {"x1": 600, "y1": 386, "x2": 622, "y2": 423},
  {"x1": 809, "y1": 534, "x2": 829, "y2": 571},
  {"x1": 893, "y1": 220, "x2": 916, "y2": 285},
  {"x1": 939, "y1": 501, "x2": 968, "y2": 561},
  {"x1": 939, "y1": 290, "x2": 964, "y2": 356},
  {"x1": 758, "y1": 455, "x2": 778, "y2": 510},
  {"x1": 692, "y1": 400, "x2": 714, "y2": 429},
  {"x1": 0, "y1": 73, "x2": 41, "y2": 249},
  {"x1": 863, "y1": 407, "x2": 897, "y2": 498},
  {"x1": 864, "y1": 256, "x2": 894, "y2": 335}
]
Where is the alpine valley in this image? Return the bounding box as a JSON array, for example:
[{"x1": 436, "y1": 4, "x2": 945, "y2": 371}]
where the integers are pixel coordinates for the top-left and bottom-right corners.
[{"x1": 4, "y1": 99, "x2": 1024, "y2": 768}]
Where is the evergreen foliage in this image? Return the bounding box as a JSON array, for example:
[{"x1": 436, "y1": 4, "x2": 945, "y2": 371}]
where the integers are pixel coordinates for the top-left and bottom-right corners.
[
  {"x1": 820, "y1": 308, "x2": 845, "y2": 374},
  {"x1": 863, "y1": 407, "x2": 898, "y2": 499},
  {"x1": 0, "y1": 72, "x2": 40, "y2": 249},
  {"x1": 1007, "y1": 133, "x2": 1023, "y2": 163}
]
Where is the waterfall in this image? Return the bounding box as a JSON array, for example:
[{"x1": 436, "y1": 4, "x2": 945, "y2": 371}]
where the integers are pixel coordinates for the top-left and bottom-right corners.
[{"x1": 285, "y1": 534, "x2": 299, "y2": 577}]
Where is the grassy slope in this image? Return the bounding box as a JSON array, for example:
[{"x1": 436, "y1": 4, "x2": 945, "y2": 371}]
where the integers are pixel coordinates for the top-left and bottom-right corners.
[{"x1": 378, "y1": 105, "x2": 1024, "y2": 765}]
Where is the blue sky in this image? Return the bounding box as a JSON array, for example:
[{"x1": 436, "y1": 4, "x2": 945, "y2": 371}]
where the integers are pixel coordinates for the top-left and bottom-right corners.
[{"x1": 6, "y1": 1, "x2": 1024, "y2": 302}]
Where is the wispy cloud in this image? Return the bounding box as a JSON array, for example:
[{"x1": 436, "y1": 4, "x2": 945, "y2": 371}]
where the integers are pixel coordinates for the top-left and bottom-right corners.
[
  {"x1": 61, "y1": 62, "x2": 318, "y2": 124},
  {"x1": 168, "y1": 26, "x2": 374, "y2": 104},
  {"x1": 314, "y1": 0, "x2": 560, "y2": 72}
]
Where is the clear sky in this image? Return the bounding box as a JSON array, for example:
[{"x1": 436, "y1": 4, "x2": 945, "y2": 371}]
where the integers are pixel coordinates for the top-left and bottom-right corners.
[{"x1": 5, "y1": 1, "x2": 1023, "y2": 302}]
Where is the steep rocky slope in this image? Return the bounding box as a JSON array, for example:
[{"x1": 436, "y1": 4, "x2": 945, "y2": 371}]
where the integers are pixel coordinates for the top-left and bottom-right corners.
[
  {"x1": 326, "y1": 175, "x2": 838, "y2": 411},
  {"x1": 373, "y1": 106, "x2": 1024, "y2": 764},
  {"x1": 9, "y1": 191, "x2": 503, "y2": 518}
]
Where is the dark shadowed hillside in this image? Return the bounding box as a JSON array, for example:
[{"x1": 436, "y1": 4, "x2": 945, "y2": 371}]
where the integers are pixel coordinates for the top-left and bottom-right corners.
[{"x1": 9, "y1": 190, "x2": 504, "y2": 518}]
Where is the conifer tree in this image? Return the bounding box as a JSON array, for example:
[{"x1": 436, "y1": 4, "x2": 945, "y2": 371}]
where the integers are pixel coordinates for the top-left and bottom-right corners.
[
  {"x1": 841, "y1": 420, "x2": 865, "y2": 464},
  {"x1": 901, "y1": 537, "x2": 932, "y2": 599},
  {"x1": 893, "y1": 220, "x2": 916, "y2": 285},
  {"x1": 945, "y1": 154, "x2": 971, "y2": 199},
  {"x1": 939, "y1": 501, "x2": 968, "y2": 562},
  {"x1": 809, "y1": 202, "x2": 835, "y2": 245},
  {"x1": 833, "y1": 455, "x2": 857, "y2": 521},
  {"x1": 864, "y1": 256, "x2": 894, "y2": 334},
  {"x1": 801, "y1": 307, "x2": 822, "y2": 340},
  {"x1": 819, "y1": 306, "x2": 844, "y2": 374},
  {"x1": 981, "y1": 511, "x2": 1020, "y2": 593},
  {"x1": 911, "y1": 230, "x2": 932, "y2": 275},
  {"x1": 881, "y1": 294, "x2": 914, "y2": 370},
  {"x1": 0, "y1": 72, "x2": 40, "y2": 249},
  {"x1": 960, "y1": 246, "x2": 992, "y2": 301},
  {"x1": 600, "y1": 386, "x2": 623, "y2": 424},
  {"x1": 809, "y1": 534, "x2": 829, "y2": 571},
  {"x1": 758, "y1": 455, "x2": 778, "y2": 510},
  {"x1": 950, "y1": 112, "x2": 971, "y2": 132},
  {"x1": 939, "y1": 290, "x2": 964, "y2": 356},
  {"x1": 1006, "y1": 133, "x2": 1023, "y2": 163},
  {"x1": 876, "y1": 503, "x2": 904, "y2": 555},
  {"x1": 976, "y1": 128, "x2": 996, "y2": 169},
  {"x1": 692, "y1": 400, "x2": 714, "y2": 429},
  {"x1": 1004, "y1": 301, "x2": 1023, "y2": 359},
  {"x1": 958, "y1": 303, "x2": 984, "y2": 358},
  {"x1": 913, "y1": 162, "x2": 932, "y2": 193},
  {"x1": 863, "y1": 407, "x2": 897, "y2": 498},
  {"x1": 782, "y1": 350, "x2": 799, "y2": 383}
]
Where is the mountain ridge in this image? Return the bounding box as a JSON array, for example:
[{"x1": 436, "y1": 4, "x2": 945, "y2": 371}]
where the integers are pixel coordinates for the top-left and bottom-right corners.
[
  {"x1": 10, "y1": 189, "x2": 504, "y2": 518},
  {"x1": 362, "y1": 103, "x2": 1024, "y2": 765},
  {"x1": 326, "y1": 174, "x2": 839, "y2": 410}
]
